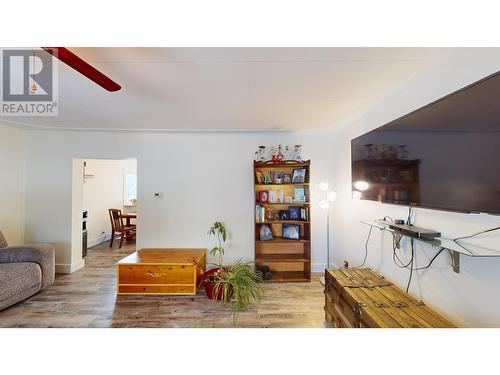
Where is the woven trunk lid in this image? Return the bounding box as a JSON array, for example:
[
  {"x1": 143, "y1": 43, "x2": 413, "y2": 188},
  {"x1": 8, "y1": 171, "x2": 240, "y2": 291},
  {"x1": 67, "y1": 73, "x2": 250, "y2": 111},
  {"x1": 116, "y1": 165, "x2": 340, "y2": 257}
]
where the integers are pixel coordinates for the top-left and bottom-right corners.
[{"x1": 325, "y1": 268, "x2": 455, "y2": 328}]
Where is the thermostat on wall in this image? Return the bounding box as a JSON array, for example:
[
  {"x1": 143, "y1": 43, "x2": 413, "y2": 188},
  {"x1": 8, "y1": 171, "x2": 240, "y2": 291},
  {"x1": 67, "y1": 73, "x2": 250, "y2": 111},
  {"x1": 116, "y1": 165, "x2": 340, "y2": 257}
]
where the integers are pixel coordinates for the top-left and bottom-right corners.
[{"x1": 154, "y1": 192, "x2": 164, "y2": 199}]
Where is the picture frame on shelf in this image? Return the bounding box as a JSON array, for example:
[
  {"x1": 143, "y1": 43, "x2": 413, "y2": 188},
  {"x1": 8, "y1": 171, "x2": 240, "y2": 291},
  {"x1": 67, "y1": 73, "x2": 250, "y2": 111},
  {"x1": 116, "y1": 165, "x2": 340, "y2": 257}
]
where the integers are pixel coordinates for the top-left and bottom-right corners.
[
  {"x1": 292, "y1": 168, "x2": 307, "y2": 183},
  {"x1": 278, "y1": 210, "x2": 289, "y2": 220},
  {"x1": 265, "y1": 208, "x2": 274, "y2": 221},
  {"x1": 288, "y1": 206, "x2": 301, "y2": 220},
  {"x1": 255, "y1": 171, "x2": 264, "y2": 184},
  {"x1": 300, "y1": 207, "x2": 308, "y2": 221},
  {"x1": 282, "y1": 224, "x2": 300, "y2": 240},
  {"x1": 259, "y1": 224, "x2": 274, "y2": 241},
  {"x1": 293, "y1": 187, "x2": 306, "y2": 202}
]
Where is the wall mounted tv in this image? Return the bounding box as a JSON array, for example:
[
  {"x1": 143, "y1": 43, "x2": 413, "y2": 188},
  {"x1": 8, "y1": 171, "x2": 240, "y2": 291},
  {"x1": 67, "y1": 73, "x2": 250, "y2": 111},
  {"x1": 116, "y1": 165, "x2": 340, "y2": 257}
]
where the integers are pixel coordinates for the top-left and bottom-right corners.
[{"x1": 351, "y1": 71, "x2": 500, "y2": 215}]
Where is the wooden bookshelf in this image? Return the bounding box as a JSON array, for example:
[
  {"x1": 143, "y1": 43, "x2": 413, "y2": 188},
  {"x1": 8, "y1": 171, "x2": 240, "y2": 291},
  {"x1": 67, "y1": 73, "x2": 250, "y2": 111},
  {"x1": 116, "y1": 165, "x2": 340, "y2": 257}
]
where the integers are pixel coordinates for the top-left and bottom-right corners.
[{"x1": 254, "y1": 160, "x2": 311, "y2": 282}]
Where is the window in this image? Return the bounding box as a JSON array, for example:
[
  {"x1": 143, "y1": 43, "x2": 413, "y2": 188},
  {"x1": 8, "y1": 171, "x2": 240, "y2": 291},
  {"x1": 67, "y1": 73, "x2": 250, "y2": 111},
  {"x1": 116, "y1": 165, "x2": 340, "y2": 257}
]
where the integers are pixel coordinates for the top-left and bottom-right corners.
[{"x1": 124, "y1": 173, "x2": 137, "y2": 206}]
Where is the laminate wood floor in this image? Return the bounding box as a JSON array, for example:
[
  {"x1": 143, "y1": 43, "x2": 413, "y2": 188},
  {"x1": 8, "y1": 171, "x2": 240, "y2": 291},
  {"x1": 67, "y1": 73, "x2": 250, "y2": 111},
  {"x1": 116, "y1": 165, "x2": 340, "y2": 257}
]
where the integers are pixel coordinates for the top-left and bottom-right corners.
[{"x1": 0, "y1": 241, "x2": 327, "y2": 328}]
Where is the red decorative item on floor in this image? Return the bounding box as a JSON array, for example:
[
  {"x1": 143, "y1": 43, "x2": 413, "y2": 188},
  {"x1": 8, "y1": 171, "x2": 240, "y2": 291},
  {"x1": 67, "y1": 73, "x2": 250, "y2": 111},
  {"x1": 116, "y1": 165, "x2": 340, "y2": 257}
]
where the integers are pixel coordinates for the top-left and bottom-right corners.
[{"x1": 41, "y1": 47, "x2": 121, "y2": 92}]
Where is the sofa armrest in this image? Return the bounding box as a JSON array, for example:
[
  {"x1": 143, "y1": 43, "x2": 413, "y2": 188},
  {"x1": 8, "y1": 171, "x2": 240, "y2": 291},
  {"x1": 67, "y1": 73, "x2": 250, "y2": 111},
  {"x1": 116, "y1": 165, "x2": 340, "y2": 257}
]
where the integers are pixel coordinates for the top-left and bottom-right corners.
[{"x1": 0, "y1": 244, "x2": 55, "y2": 289}]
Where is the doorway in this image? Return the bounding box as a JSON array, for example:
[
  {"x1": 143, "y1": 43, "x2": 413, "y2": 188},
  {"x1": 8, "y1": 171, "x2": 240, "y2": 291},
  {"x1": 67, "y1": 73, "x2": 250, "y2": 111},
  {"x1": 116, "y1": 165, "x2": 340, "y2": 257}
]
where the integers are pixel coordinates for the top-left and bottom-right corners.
[{"x1": 71, "y1": 158, "x2": 137, "y2": 269}]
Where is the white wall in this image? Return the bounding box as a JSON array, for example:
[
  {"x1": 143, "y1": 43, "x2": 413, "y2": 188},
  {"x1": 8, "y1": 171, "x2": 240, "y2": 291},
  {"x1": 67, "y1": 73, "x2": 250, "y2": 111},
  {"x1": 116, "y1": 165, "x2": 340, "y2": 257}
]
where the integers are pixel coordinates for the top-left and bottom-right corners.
[
  {"x1": 23, "y1": 131, "x2": 334, "y2": 273},
  {"x1": 82, "y1": 158, "x2": 137, "y2": 246},
  {"x1": 0, "y1": 125, "x2": 25, "y2": 245},
  {"x1": 331, "y1": 48, "x2": 500, "y2": 327}
]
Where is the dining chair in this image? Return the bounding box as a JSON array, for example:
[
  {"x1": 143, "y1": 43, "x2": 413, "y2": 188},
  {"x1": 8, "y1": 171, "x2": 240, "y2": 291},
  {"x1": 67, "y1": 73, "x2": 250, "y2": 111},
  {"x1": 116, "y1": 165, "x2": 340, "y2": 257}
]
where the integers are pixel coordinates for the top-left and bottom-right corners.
[{"x1": 108, "y1": 209, "x2": 136, "y2": 249}]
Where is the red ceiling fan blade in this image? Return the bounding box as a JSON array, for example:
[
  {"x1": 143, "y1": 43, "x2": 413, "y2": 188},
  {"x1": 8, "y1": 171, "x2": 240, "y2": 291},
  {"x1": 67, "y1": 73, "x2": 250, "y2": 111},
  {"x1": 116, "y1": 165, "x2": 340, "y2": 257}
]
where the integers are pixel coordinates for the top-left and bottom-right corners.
[{"x1": 42, "y1": 47, "x2": 121, "y2": 92}]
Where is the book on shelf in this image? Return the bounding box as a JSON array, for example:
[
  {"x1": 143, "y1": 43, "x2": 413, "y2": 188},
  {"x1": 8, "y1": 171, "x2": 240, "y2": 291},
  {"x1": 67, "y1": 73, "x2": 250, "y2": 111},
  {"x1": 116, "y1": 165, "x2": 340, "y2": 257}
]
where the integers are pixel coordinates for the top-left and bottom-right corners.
[
  {"x1": 278, "y1": 188, "x2": 283, "y2": 203},
  {"x1": 256, "y1": 204, "x2": 274, "y2": 223},
  {"x1": 256, "y1": 204, "x2": 263, "y2": 223},
  {"x1": 260, "y1": 188, "x2": 283, "y2": 203},
  {"x1": 268, "y1": 190, "x2": 276, "y2": 203},
  {"x1": 261, "y1": 191, "x2": 270, "y2": 203}
]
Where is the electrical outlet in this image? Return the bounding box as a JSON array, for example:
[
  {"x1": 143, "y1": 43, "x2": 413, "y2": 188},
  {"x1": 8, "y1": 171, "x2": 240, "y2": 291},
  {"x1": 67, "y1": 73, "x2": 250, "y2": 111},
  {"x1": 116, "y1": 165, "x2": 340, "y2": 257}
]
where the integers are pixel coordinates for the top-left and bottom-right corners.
[{"x1": 344, "y1": 260, "x2": 349, "y2": 269}]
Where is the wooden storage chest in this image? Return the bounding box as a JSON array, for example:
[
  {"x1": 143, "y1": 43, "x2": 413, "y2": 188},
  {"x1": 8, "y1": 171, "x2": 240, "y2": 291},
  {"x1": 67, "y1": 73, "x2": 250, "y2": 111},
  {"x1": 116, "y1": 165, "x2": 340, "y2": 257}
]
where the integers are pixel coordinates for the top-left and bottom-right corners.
[
  {"x1": 117, "y1": 248, "x2": 206, "y2": 295},
  {"x1": 324, "y1": 268, "x2": 455, "y2": 328}
]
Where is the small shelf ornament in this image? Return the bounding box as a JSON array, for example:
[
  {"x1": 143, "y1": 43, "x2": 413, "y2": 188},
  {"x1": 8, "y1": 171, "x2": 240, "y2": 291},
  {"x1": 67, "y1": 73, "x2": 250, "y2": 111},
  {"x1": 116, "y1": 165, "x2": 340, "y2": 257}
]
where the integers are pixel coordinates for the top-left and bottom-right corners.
[{"x1": 253, "y1": 144, "x2": 303, "y2": 162}]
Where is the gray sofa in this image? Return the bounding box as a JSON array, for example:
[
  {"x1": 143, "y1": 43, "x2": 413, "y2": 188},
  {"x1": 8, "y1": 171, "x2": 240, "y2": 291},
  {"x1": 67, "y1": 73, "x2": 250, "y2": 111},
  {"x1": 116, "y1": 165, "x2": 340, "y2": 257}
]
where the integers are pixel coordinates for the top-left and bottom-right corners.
[{"x1": 0, "y1": 230, "x2": 55, "y2": 311}]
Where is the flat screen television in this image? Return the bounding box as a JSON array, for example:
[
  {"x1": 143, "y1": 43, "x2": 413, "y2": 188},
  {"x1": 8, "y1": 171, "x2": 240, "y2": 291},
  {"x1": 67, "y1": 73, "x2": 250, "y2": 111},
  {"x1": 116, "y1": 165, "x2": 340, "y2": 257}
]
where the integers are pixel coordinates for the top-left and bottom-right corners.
[{"x1": 351, "y1": 71, "x2": 500, "y2": 215}]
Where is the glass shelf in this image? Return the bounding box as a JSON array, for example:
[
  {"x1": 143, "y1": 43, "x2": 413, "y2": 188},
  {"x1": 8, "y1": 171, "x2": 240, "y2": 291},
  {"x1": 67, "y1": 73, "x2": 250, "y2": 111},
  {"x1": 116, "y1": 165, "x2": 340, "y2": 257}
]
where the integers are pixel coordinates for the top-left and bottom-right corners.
[{"x1": 361, "y1": 219, "x2": 500, "y2": 273}]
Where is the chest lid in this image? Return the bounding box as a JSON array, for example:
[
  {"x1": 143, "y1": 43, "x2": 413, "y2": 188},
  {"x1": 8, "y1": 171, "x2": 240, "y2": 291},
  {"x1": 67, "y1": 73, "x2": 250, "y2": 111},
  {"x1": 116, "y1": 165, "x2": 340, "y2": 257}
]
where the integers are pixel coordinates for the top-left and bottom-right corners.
[{"x1": 327, "y1": 268, "x2": 392, "y2": 288}]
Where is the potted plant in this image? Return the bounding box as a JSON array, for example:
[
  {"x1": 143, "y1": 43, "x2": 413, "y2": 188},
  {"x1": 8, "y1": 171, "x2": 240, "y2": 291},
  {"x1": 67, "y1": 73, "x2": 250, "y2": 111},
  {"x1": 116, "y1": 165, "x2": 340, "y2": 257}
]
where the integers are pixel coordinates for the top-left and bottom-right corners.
[
  {"x1": 203, "y1": 221, "x2": 263, "y2": 314},
  {"x1": 203, "y1": 221, "x2": 228, "y2": 300}
]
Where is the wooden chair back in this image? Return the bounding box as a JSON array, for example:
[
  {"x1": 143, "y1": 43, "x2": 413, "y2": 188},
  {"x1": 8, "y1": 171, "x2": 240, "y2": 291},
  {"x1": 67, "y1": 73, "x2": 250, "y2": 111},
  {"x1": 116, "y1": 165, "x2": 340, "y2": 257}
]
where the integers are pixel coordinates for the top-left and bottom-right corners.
[{"x1": 109, "y1": 209, "x2": 124, "y2": 231}]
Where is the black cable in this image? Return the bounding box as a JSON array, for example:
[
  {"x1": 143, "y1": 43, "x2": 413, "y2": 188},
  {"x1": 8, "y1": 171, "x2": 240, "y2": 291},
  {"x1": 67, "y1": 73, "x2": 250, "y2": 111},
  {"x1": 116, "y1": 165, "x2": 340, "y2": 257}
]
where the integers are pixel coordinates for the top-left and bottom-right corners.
[
  {"x1": 453, "y1": 226, "x2": 500, "y2": 241},
  {"x1": 392, "y1": 231, "x2": 445, "y2": 271},
  {"x1": 412, "y1": 247, "x2": 445, "y2": 270},
  {"x1": 392, "y1": 233, "x2": 411, "y2": 268},
  {"x1": 406, "y1": 205, "x2": 413, "y2": 225},
  {"x1": 354, "y1": 226, "x2": 372, "y2": 269},
  {"x1": 405, "y1": 239, "x2": 415, "y2": 293}
]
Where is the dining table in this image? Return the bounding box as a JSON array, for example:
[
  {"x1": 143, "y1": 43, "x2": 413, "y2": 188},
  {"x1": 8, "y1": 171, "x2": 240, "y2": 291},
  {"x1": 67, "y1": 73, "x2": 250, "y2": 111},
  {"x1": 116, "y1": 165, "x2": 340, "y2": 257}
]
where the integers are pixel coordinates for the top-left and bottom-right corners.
[{"x1": 121, "y1": 212, "x2": 137, "y2": 227}]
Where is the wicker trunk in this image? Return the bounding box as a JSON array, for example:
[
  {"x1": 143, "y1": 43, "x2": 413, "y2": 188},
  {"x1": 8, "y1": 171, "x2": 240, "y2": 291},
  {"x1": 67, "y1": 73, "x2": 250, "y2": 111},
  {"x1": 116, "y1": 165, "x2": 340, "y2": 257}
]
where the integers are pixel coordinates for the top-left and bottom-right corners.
[{"x1": 324, "y1": 268, "x2": 455, "y2": 328}]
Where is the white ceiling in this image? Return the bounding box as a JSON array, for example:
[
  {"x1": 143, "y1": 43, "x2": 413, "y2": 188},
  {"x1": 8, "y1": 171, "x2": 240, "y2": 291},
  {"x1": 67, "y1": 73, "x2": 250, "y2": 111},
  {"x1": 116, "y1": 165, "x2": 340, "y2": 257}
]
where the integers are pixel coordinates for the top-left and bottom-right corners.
[{"x1": 1, "y1": 47, "x2": 453, "y2": 132}]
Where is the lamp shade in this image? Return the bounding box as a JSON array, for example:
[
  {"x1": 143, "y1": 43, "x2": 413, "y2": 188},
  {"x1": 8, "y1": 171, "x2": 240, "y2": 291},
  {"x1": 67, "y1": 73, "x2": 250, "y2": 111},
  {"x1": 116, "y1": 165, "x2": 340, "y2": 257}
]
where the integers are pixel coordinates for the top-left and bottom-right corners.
[{"x1": 318, "y1": 181, "x2": 329, "y2": 192}]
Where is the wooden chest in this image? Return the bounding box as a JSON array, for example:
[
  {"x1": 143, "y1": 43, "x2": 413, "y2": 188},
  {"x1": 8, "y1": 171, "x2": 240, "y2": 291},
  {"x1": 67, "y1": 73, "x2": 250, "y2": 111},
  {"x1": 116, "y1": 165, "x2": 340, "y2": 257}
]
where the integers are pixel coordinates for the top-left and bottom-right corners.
[
  {"x1": 117, "y1": 248, "x2": 206, "y2": 295},
  {"x1": 324, "y1": 268, "x2": 455, "y2": 328}
]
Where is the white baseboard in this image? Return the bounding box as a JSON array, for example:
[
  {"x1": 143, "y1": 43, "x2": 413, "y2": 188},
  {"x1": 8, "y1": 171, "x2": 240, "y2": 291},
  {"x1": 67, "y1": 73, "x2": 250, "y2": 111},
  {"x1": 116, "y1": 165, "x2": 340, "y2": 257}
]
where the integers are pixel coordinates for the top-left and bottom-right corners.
[
  {"x1": 87, "y1": 232, "x2": 111, "y2": 248},
  {"x1": 55, "y1": 259, "x2": 85, "y2": 274},
  {"x1": 312, "y1": 262, "x2": 338, "y2": 273}
]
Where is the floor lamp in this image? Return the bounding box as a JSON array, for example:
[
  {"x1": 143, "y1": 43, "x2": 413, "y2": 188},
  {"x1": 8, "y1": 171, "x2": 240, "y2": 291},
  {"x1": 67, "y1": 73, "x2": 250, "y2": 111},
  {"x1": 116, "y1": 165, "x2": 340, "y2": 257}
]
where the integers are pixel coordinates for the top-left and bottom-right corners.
[{"x1": 319, "y1": 181, "x2": 337, "y2": 286}]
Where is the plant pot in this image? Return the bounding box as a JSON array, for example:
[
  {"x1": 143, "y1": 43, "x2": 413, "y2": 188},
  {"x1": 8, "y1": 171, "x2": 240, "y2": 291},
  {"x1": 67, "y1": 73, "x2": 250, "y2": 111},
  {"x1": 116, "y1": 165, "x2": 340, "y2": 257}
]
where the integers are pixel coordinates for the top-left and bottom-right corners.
[
  {"x1": 203, "y1": 267, "x2": 233, "y2": 301},
  {"x1": 203, "y1": 268, "x2": 224, "y2": 300}
]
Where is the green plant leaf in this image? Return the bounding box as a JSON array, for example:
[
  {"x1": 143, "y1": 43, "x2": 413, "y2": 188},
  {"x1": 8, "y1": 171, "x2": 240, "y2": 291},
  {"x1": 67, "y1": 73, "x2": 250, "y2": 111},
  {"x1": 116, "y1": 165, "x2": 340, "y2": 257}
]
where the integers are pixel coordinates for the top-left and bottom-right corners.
[
  {"x1": 212, "y1": 261, "x2": 263, "y2": 317},
  {"x1": 207, "y1": 222, "x2": 262, "y2": 317},
  {"x1": 209, "y1": 246, "x2": 221, "y2": 256}
]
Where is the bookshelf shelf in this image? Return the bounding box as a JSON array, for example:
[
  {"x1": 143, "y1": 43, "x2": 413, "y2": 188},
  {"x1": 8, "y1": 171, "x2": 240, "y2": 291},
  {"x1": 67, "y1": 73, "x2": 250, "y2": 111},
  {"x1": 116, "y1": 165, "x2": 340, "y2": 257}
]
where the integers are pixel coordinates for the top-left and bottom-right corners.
[
  {"x1": 255, "y1": 183, "x2": 310, "y2": 186},
  {"x1": 255, "y1": 237, "x2": 310, "y2": 243},
  {"x1": 256, "y1": 254, "x2": 310, "y2": 262},
  {"x1": 254, "y1": 160, "x2": 311, "y2": 282},
  {"x1": 257, "y1": 202, "x2": 310, "y2": 205},
  {"x1": 257, "y1": 220, "x2": 310, "y2": 224},
  {"x1": 266, "y1": 271, "x2": 310, "y2": 282}
]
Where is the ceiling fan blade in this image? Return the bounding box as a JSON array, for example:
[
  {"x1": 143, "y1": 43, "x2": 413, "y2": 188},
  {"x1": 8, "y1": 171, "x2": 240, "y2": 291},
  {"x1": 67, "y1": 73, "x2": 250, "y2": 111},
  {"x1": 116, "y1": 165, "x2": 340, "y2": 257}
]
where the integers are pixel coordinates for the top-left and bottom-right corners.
[{"x1": 42, "y1": 47, "x2": 121, "y2": 92}]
